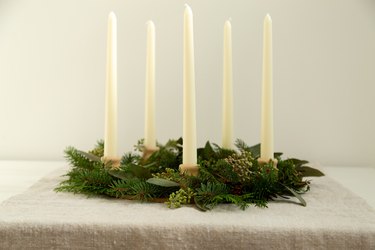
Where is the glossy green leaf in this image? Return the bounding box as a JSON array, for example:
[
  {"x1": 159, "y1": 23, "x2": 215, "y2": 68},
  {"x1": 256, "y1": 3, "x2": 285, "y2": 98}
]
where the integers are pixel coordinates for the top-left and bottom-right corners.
[
  {"x1": 108, "y1": 169, "x2": 130, "y2": 180},
  {"x1": 198, "y1": 141, "x2": 215, "y2": 160},
  {"x1": 274, "y1": 152, "x2": 283, "y2": 158},
  {"x1": 288, "y1": 158, "x2": 309, "y2": 168},
  {"x1": 298, "y1": 166, "x2": 325, "y2": 177},
  {"x1": 248, "y1": 143, "x2": 260, "y2": 158}
]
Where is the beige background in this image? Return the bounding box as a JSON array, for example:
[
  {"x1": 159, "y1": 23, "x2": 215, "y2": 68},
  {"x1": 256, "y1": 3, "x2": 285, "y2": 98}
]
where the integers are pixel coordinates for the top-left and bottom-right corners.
[{"x1": 0, "y1": 0, "x2": 374, "y2": 167}]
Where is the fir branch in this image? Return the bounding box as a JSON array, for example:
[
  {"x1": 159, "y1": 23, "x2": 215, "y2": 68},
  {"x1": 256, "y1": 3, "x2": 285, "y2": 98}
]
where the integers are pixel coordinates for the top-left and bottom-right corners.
[
  {"x1": 128, "y1": 181, "x2": 161, "y2": 201},
  {"x1": 121, "y1": 152, "x2": 141, "y2": 166},
  {"x1": 241, "y1": 193, "x2": 268, "y2": 208},
  {"x1": 212, "y1": 194, "x2": 249, "y2": 210},
  {"x1": 197, "y1": 163, "x2": 220, "y2": 183},
  {"x1": 88, "y1": 140, "x2": 104, "y2": 157},
  {"x1": 194, "y1": 182, "x2": 229, "y2": 211},
  {"x1": 108, "y1": 179, "x2": 129, "y2": 198},
  {"x1": 55, "y1": 166, "x2": 112, "y2": 196},
  {"x1": 249, "y1": 162, "x2": 279, "y2": 200},
  {"x1": 65, "y1": 147, "x2": 97, "y2": 170}
]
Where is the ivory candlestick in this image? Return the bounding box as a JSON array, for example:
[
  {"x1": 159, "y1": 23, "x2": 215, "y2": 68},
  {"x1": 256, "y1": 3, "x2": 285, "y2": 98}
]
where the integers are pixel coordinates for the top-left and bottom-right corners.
[
  {"x1": 260, "y1": 14, "x2": 275, "y2": 163},
  {"x1": 222, "y1": 19, "x2": 234, "y2": 149},
  {"x1": 180, "y1": 4, "x2": 198, "y2": 176},
  {"x1": 104, "y1": 12, "x2": 118, "y2": 159},
  {"x1": 144, "y1": 20, "x2": 157, "y2": 150}
]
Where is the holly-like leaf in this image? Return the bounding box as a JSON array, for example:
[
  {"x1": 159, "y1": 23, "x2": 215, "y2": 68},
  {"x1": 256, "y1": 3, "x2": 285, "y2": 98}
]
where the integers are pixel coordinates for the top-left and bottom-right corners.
[
  {"x1": 77, "y1": 150, "x2": 101, "y2": 162},
  {"x1": 146, "y1": 178, "x2": 180, "y2": 187},
  {"x1": 176, "y1": 137, "x2": 183, "y2": 151},
  {"x1": 288, "y1": 158, "x2": 309, "y2": 168},
  {"x1": 297, "y1": 166, "x2": 324, "y2": 177},
  {"x1": 198, "y1": 141, "x2": 215, "y2": 160},
  {"x1": 274, "y1": 152, "x2": 283, "y2": 158},
  {"x1": 248, "y1": 144, "x2": 260, "y2": 158}
]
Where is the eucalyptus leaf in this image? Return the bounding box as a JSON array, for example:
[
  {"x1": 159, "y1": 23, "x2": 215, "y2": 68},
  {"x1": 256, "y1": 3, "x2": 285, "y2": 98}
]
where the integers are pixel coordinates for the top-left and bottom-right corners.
[
  {"x1": 297, "y1": 166, "x2": 324, "y2": 177},
  {"x1": 146, "y1": 178, "x2": 180, "y2": 187},
  {"x1": 143, "y1": 162, "x2": 157, "y2": 168},
  {"x1": 284, "y1": 186, "x2": 306, "y2": 207},
  {"x1": 77, "y1": 150, "x2": 101, "y2": 162},
  {"x1": 108, "y1": 169, "x2": 130, "y2": 180},
  {"x1": 127, "y1": 164, "x2": 152, "y2": 179}
]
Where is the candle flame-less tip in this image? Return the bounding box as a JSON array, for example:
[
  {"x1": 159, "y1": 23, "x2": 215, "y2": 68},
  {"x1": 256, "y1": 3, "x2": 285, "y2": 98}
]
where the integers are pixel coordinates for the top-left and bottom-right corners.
[
  {"x1": 184, "y1": 3, "x2": 192, "y2": 12},
  {"x1": 265, "y1": 14, "x2": 272, "y2": 22},
  {"x1": 108, "y1": 12, "x2": 117, "y2": 26},
  {"x1": 109, "y1": 11, "x2": 116, "y2": 19},
  {"x1": 145, "y1": 20, "x2": 155, "y2": 28},
  {"x1": 224, "y1": 19, "x2": 232, "y2": 29}
]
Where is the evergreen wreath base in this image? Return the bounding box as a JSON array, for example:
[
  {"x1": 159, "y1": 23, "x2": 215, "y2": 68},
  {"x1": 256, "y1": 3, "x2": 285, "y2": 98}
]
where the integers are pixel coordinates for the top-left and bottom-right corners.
[{"x1": 55, "y1": 138, "x2": 324, "y2": 211}]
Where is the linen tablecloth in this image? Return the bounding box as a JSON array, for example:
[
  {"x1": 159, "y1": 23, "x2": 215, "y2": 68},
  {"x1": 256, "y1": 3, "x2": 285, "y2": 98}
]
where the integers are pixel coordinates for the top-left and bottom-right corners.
[{"x1": 0, "y1": 166, "x2": 374, "y2": 249}]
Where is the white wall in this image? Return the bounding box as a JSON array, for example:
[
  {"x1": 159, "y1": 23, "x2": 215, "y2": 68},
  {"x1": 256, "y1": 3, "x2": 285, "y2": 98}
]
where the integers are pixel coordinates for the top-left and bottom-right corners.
[{"x1": 0, "y1": 0, "x2": 374, "y2": 167}]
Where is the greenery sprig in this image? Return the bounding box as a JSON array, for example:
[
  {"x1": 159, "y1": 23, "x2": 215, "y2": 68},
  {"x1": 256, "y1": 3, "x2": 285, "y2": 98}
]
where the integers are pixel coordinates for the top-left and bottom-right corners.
[{"x1": 55, "y1": 138, "x2": 324, "y2": 211}]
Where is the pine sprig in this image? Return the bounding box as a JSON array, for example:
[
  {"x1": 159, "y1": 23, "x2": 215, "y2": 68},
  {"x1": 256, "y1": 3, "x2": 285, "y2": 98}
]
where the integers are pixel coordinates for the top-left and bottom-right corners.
[
  {"x1": 88, "y1": 140, "x2": 105, "y2": 157},
  {"x1": 56, "y1": 166, "x2": 112, "y2": 196},
  {"x1": 194, "y1": 182, "x2": 229, "y2": 211},
  {"x1": 127, "y1": 181, "x2": 161, "y2": 201},
  {"x1": 65, "y1": 147, "x2": 97, "y2": 170}
]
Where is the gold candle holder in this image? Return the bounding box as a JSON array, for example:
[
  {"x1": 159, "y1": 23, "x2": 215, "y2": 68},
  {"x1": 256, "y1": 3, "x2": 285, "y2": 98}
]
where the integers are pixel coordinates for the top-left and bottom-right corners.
[
  {"x1": 257, "y1": 158, "x2": 278, "y2": 168},
  {"x1": 179, "y1": 164, "x2": 199, "y2": 176},
  {"x1": 101, "y1": 156, "x2": 121, "y2": 170}
]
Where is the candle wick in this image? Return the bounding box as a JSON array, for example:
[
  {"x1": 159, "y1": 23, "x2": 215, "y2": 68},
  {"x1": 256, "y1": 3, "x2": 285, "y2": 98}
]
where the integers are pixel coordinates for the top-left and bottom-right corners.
[{"x1": 228, "y1": 17, "x2": 232, "y2": 22}]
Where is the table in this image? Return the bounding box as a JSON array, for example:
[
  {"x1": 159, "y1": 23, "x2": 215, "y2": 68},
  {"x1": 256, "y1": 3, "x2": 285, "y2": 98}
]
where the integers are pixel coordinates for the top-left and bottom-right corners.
[{"x1": 0, "y1": 162, "x2": 375, "y2": 249}]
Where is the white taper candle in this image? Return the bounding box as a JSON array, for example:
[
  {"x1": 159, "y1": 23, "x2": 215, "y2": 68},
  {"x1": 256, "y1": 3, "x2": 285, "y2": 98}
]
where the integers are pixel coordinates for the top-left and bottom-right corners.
[
  {"x1": 260, "y1": 14, "x2": 274, "y2": 162},
  {"x1": 144, "y1": 21, "x2": 157, "y2": 149},
  {"x1": 104, "y1": 12, "x2": 118, "y2": 158},
  {"x1": 182, "y1": 4, "x2": 197, "y2": 165},
  {"x1": 222, "y1": 19, "x2": 234, "y2": 149}
]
